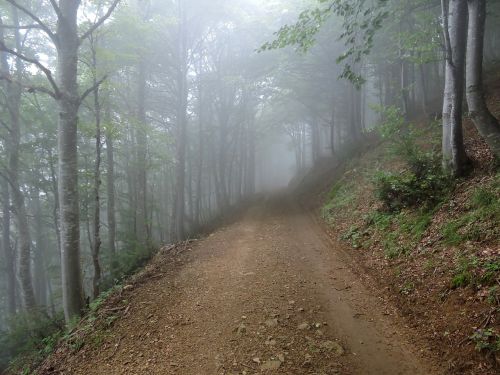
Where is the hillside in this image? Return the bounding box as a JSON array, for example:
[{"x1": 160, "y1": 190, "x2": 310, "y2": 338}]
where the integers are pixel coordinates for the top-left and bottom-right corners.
[{"x1": 308, "y1": 77, "x2": 500, "y2": 374}]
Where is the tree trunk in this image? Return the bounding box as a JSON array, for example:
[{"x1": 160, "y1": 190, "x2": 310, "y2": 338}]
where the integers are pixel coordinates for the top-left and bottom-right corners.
[
  {"x1": 57, "y1": 0, "x2": 84, "y2": 322},
  {"x1": 91, "y1": 47, "x2": 102, "y2": 299},
  {"x1": 2, "y1": 8, "x2": 36, "y2": 311},
  {"x1": 135, "y1": 61, "x2": 148, "y2": 245},
  {"x1": 466, "y1": 0, "x2": 500, "y2": 159},
  {"x1": 172, "y1": 2, "x2": 188, "y2": 241},
  {"x1": 1, "y1": 176, "x2": 15, "y2": 316},
  {"x1": 419, "y1": 62, "x2": 429, "y2": 117},
  {"x1": 441, "y1": 0, "x2": 469, "y2": 176},
  {"x1": 33, "y1": 189, "x2": 48, "y2": 308},
  {"x1": 106, "y1": 124, "x2": 117, "y2": 275},
  {"x1": 47, "y1": 147, "x2": 62, "y2": 253}
]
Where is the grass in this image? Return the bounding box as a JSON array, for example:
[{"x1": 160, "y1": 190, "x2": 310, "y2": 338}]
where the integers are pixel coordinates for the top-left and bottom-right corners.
[
  {"x1": 451, "y1": 254, "x2": 500, "y2": 289},
  {"x1": 441, "y1": 177, "x2": 500, "y2": 246},
  {"x1": 322, "y1": 180, "x2": 358, "y2": 223}
]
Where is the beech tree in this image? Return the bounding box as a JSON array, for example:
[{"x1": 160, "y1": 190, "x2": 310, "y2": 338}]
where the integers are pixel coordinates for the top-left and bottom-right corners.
[
  {"x1": 466, "y1": 0, "x2": 500, "y2": 160},
  {"x1": 0, "y1": 0, "x2": 120, "y2": 322}
]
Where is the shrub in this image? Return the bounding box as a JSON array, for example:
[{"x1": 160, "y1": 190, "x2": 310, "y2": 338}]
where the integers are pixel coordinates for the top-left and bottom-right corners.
[
  {"x1": 374, "y1": 154, "x2": 452, "y2": 211},
  {"x1": 373, "y1": 105, "x2": 452, "y2": 212},
  {"x1": 0, "y1": 311, "x2": 65, "y2": 372}
]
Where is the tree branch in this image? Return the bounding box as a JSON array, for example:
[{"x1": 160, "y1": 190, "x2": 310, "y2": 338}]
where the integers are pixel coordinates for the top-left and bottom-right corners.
[
  {"x1": 0, "y1": 41, "x2": 60, "y2": 97},
  {"x1": 440, "y1": 0, "x2": 453, "y2": 66},
  {"x1": 0, "y1": 24, "x2": 44, "y2": 31},
  {"x1": 4, "y1": 0, "x2": 57, "y2": 43},
  {"x1": 80, "y1": 75, "x2": 108, "y2": 103},
  {"x1": 48, "y1": 0, "x2": 64, "y2": 20},
  {"x1": 79, "y1": 0, "x2": 121, "y2": 44},
  {"x1": 0, "y1": 73, "x2": 57, "y2": 98}
]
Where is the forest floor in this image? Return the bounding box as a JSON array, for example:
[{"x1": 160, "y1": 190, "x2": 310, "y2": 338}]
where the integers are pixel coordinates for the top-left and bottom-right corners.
[{"x1": 37, "y1": 196, "x2": 443, "y2": 375}]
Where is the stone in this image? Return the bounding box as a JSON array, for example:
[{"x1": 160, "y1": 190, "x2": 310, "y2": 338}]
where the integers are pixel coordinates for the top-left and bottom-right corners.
[
  {"x1": 321, "y1": 340, "x2": 344, "y2": 356},
  {"x1": 297, "y1": 322, "x2": 309, "y2": 330},
  {"x1": 261, "y1": 360, "x2": 282, "y2": 370},
  {"x1": 265, "y1": 318, "x2": 279, "y2": 328}
]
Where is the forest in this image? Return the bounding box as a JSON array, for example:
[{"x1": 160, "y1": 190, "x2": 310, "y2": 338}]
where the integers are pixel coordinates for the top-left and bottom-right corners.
[{"x1": 0, "y1": 0, "x2": 499, "y2": 374}]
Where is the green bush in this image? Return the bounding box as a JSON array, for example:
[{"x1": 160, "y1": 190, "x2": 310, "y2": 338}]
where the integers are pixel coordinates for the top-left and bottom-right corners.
[
  {"x1": 373, "y1": 105, "x2": 452, "y2": 212},
  {"x1": 0, "y1": 311, "x2": 65, "y2": 372},
  {"x1": 374, "y1": 152, "x2": 452, "y2": 212}
]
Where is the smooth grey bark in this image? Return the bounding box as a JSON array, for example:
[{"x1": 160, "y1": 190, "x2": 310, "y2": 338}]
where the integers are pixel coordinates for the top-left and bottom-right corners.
[
  {"x1": 91, "y1": 40, "x2": 102, "y2": 299},
  {"x1": 1, "y1": 8, "x2": 36, "y2": 311},
  {"x1": 172, "y1": 2, "x2": 188, "y2": 241},
  {"x1": 1, "y1": 176, "x2": 15, "y2": 316},
  {"x1": 0, "y1": 17, "x2": 17, "y2": 317},
  {"x1": 33, "y1": 190, "x2": 48, "y2": 307},
  {"x1": 330, "y1": 102, "x2": 336, "y2": 156},
  {"x1": 47, "y1": 147, "x2": 61, "y2": 253},
  {"x1": 57, "y1": 0, "x2": 84, "y2": 321},
  {"x1": 418, "y1": 62, "x2": 429, "y2": 117},
  {"x1": 135, "y1": 60, "x2": 148, "y2": 245},
  {"x1": 441, "y1": 0, "x2": 469, "y2": 176},
  {"x1": 0, "y1": 20, "x2": 17, "y2": 316},
  {"x1": 105, "y1": 121, "x2": 117, "y2": 275},
  {"x1": 311, "y1": 115, "x2": 320, "y2": 162},
  {"x1": 466, "y1": 0, "x2": 500, "y2": 160},
  {"x1": 194, "y1": 66, "x2": 204, "y2": 229}
]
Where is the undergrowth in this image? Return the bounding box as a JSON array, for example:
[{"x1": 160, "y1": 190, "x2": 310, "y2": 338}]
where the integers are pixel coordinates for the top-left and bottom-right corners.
[
  {"x1": 441, "y1": 176, "x2": 500, "y2": 246},
  {"x1": 323, "y1": 105, "x2": 499, "y2": 291},
  {"x1": 1, "y1": 241, "x2": 156, "y2": 373}
]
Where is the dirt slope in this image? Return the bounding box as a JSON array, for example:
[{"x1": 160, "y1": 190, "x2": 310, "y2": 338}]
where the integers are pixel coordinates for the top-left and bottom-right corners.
[{"x1": 39, "y1": 197, "x2": 441, "y2": 374}]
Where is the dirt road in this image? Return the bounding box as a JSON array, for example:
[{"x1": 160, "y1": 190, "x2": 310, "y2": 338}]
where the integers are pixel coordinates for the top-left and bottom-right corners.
[{"x1": 44, "y1": 197, "x2": 441, "y2": 374}]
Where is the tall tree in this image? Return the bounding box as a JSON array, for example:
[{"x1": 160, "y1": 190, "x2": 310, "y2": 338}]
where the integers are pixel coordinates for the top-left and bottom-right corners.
[
  {"x1": 1, "y1": 0, "x2": 120, "y2": 322},
  {"x1": 465, "y1": 0, "x2": 500, "y2": 160},
  {"x1": 0, "y1": 7, "x2": 36, "y2": 310},
  {"x1": 171, "y1": 0, "x2": 188, "y2": 241},
  {"x1": 441, "y1": 0, "x2": 469, "y2": 175}
]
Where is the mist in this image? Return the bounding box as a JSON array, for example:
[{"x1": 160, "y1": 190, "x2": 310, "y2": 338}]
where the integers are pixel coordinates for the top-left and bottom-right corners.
[{"x1": 0, "y1": 0, "x2": 500, "y2": 372}]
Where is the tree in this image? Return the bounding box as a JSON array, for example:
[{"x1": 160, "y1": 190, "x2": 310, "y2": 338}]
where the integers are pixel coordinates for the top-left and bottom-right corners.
[
  {"x1": 441, "y1": 0, "x2": 469, "y2": 175},
  {"x1": 0, "y1": 0, "x2": 120, "y2": 322},
  {"x1": 466, "y1": 0, "x2": 500, "y2": 160},
  {"x1": 0, "y1": 7, "x2": 36, "y2": 311}
]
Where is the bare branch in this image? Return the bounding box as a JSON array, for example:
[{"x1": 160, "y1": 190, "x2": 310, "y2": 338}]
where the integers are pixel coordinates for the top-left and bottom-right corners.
[
  {"x1": 48, "y1": 0, "x2": 63, "y2": 20},
  {"x1": 80, "y1": 75, "x2": 108, "y2": 103},
  {"x1": 0, "y1": 41, "x2": 60, "y2": 97},
  {"x1": 4, "y1": 0, "x2": 57, "y2": 43},
  {"x1": 0, "y1": 24, "x2": 44, "y2": 31},
  {"x1": 0, "y1": 73, "x2": 57, "y2": 98},
  {"x1": 79, "y1": 0, "x2": 121, "y2": 44}
]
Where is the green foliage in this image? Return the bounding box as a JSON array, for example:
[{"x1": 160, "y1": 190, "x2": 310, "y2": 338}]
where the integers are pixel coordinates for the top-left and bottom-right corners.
[
  {"x1": 374, "y1": 162, "x2": 451, "y2": 212},
  {"x1": 373, "y1": 106, "x2": 453, "y2": 212},
  {"x1": 364, "y1": 208, "x2": 433, "y2": 259},
  {"x1": 400, "y1": 280, "x2": 415, "y2": 295},
  {"x1": 0, "y1": 312, "x2": 65, "y2": 372},
  {"x1": 441, "y1": 179, "x2": 500, "y2": 246},
  {"x1": 261, "y1": 0, "x2": 389, "y2": 87},
  {"x1": 451, "y1": 255, "x2": 500, "y2": 289},
  {"x1": 0, "y1": 282, "x2": 129, "y2": 372},
  {"x1": 340, "y1": 225, "x2": 363, "y2": 248},
  {"x1": 470, "y1": 328, "x2": 500, "y2": 353},
  {"x1": 365, "y1": 210, "x2": 392, "y2": 230},
  {"x1": 322, "y1": 180, "x2": 357, "y2": 221},
  {"x1": 487, "y1": 286, "x2": 500, "y2": 306},
  {"x1": 113, "y1": 244, "x2": 155, "y2": 280}
]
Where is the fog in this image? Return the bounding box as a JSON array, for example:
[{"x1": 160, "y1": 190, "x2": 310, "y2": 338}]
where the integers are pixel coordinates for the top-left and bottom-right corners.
[{"x1": 1, "y1": 0, "x2": 500, "y2": 368}]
